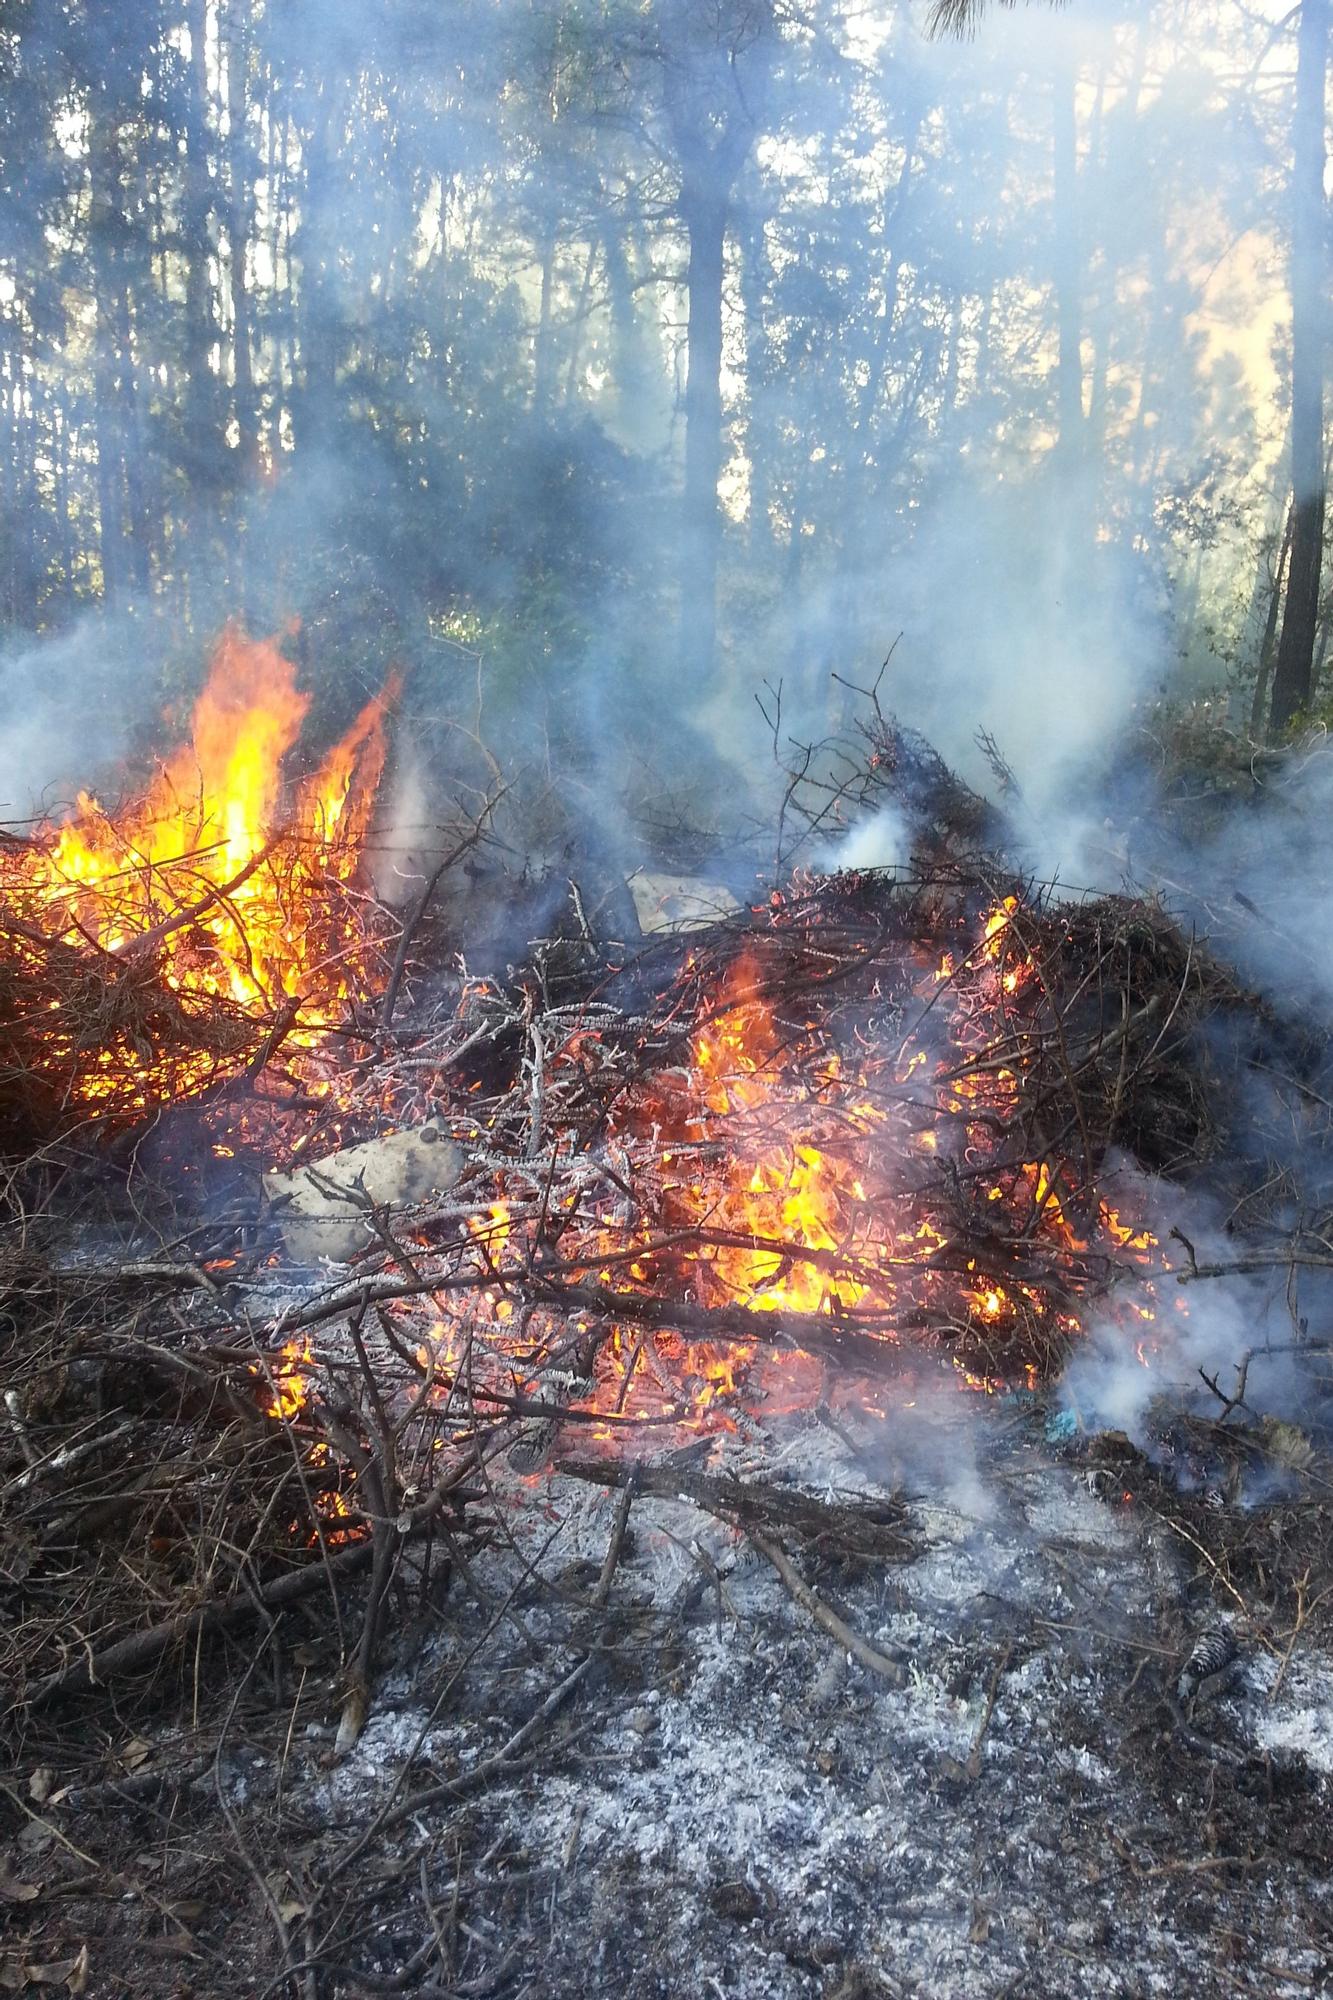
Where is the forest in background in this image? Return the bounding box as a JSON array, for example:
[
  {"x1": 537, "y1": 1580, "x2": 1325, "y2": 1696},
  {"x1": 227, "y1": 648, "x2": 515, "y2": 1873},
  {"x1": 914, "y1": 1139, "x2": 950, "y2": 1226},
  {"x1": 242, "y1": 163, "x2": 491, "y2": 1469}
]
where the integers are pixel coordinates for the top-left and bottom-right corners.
[
  {"x1": 5, "y1": 17, "x2": 1333, "y2": 1997},
  {"x1": 0, "y1": 0, "x2": 1326, "y2": 825}
]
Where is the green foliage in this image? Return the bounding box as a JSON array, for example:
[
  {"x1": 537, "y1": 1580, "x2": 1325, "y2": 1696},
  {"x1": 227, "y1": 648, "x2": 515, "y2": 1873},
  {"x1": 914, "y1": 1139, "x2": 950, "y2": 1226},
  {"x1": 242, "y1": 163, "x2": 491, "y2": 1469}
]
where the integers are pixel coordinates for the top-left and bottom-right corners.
[{"x1": 0, "y1": 0, "x2": 1319, "y2": 757}]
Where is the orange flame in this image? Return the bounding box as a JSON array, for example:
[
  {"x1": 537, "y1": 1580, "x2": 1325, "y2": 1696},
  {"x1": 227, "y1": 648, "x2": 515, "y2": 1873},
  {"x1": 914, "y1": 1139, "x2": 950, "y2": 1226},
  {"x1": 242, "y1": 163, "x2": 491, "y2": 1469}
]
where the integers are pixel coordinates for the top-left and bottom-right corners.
[{"x1": 14, "y1": 624, "x2": 394, "y2": 1024}]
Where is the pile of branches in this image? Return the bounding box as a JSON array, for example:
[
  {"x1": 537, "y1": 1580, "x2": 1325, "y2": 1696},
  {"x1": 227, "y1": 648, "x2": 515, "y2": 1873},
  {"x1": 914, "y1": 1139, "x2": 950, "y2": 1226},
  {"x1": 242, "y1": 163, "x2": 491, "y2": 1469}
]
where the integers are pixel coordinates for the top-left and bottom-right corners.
[
  {"x1": 0, "y1": 1239, "x2": 490, "y2": 1733},
  {"x1": 0, "y1": 1212, "x2": 924, "y2": 1998},
  {"x1": 0, "y1": 909, "x2": 269, "y2": 1156},
  {"x1": 5, "y1": 860, "x2": 1333, "y2": 1997},
  {"x1": 330, "y1": 868, "x2": 1267, "y2": 1396},
  {"x1": 0, "y1": 1221, "x2": 915, "y2": 1760}
]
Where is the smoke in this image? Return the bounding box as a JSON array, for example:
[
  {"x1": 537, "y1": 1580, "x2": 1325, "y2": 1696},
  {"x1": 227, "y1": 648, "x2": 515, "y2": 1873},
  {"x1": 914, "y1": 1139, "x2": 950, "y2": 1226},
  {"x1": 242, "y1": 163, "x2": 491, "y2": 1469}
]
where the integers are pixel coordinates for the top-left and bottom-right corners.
[
  {"x1": 1054, "y1": 1155, "x2": 1320, "y2": 1460},
  {"x1": 819, "y1": 800, "x2": 913, "y2": 874},
  {"x1": 1120, "y1": 744, "x2": 1333, "y2": 1022},
  {"x1": 0, "y1": 610, "x2": 166, "y2": 819},
  {"x1": 790, "y1": 461, "x2": 1167, "y2": 833},
  {"x1": 0, "y1": 0, "x2": 1318, "y2": 1453},
  {"x1": 1, "y1": 0, "x2": 1291, "y2": 840}
]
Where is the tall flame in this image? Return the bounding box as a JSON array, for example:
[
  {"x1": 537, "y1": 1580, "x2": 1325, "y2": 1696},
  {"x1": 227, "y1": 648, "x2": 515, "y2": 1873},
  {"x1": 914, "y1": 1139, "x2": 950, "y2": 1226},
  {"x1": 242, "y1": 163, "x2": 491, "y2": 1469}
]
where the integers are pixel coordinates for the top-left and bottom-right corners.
[{"x1": 15, "y1": 623, "x2": 394, "y2": 1018}]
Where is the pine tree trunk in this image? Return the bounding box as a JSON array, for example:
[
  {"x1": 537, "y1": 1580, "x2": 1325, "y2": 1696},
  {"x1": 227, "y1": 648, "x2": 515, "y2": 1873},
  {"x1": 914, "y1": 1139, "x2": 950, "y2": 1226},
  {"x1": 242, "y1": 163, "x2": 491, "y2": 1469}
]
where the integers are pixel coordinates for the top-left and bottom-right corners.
[
  {"x1": 563, "y1": 241, "x2": 598, "y2": 403},
  {"x1": 88, "y1": 106, "x2": 130, "y2": 601},
  {"x1": 678, "y1": 181, "x2": 727, "y2": 692},
  {"x1": 856, "y1": 111, "x2": 922, "y2": 435},
  {"x1": 1251, "y1": 504, "x2": 1295, "y2": 736},
  {"x1": 183, "y1": 0, "x2": 219, "y2": 510},
  {"x1": 227, "y1": 0, "x2": 259, "y2": 480},
  {"x1": 1053, "y1": 54, "x2": 1083, "y2": 454},
  {"x1": 295, "y1": 82, "x2": 340, "y2": 453},
  {"x1": 602, "y1": 217, "x2": 651, "y2": 442},
  {"x1": 534, "y1": 233, "x2": 556, "y2": 417},
  {"x1": 739, "y1": 203, "x2": 772, "y2": 553},
  {"x1": 1269, "y1": 0, "x2": 1328, "y2": 735}
]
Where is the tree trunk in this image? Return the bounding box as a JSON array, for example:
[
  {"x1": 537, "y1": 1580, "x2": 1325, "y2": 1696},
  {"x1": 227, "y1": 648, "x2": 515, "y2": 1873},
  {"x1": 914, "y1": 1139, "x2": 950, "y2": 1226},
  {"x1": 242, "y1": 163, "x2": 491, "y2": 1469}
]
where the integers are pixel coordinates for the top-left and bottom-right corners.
[
  {"x1": 1053, "y1": 53, "x2": 1083, "y2": 455},
  {"x1": 856, "y1": 110, "x2": 922, "y2": 436},
  {"x1": 1270, "y1": 0, "x2": 1329, "y2": 734},
  {"x1": 114, "y1": 284, "x2": 151, "y2": 594},
  {"x1": 88, "y1": 104, "x2": 131, "y2": 601},
  {"x1": 1087, "y1": 28, "x2": 1147, "y2": 447},
  {"x1": 533, "y1": 231, "x2": 556, "y2": 417},
  {"x1": 1251, "y1": 503, "x2": 1295, "y2": 736},
  {"x1": 602, "y1": 216, "x2": 652, "y2": 442},
  {"x1": 226, "y1": 0, "x2": 259, "y2": 480},
  {"x1": 1, "y1": 316, "x2": 39, "y2": 626},
  {"x1": 183, "y1": 0, "x2": 220, "y2": 509},
  {"x1": 562, "y1": 241, "x2": 598, "y2": 403},
  {"x1": 269, "y1": 97, "x2": 294, "y2": 457},
  {"x1": 295, "y1": 81, "x2": 341, "y2": 453},
  {"x1": 678, "y1": 180, "x2": 727, "y2": 692},
  {"x1": 737, "y1": 204, "x2": 770, "y2": 553}
]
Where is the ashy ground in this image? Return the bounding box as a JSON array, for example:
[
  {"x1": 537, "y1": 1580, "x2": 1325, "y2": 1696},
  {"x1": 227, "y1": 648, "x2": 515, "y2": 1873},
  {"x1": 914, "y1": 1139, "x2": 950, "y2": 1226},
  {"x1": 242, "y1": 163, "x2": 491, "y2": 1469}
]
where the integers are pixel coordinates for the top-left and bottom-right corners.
[{"x1": 9, "y1": 1392, "x2": 1333, "y2": 2000}]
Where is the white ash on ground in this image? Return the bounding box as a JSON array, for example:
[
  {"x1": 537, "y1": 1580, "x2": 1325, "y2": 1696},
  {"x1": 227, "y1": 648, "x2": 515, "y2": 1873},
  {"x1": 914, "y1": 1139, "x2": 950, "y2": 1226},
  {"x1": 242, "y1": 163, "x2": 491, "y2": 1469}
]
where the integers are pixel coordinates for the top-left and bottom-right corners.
[{"x1": 257, "y1": 1402, "x2": 1333, "y2": 2000}]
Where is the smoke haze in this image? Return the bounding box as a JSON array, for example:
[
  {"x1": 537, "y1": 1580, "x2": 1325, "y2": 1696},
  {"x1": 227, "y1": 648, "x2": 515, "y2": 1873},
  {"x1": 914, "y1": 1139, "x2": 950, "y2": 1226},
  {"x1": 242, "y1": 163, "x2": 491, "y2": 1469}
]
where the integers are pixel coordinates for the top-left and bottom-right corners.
[{"x1": 0, "y1": 0, "x2": 1324, "y2": 1436}]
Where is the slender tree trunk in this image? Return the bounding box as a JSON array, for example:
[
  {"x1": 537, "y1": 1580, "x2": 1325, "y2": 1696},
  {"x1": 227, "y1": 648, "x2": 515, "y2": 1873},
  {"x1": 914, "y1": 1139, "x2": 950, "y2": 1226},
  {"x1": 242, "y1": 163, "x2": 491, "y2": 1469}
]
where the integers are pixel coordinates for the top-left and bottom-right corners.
[
  {"x1": 1251, "y1": 503, "x2": 1295, "y2": 736},
  {"x1": 533, "y1": 232, "x2": 556, "y2": 416},
  {"x1": 2, "y1": 316, "x2": 41, "y2": 624},
  {"x1": 975, "y1": 282, "x2": 995, "y2": 402},
  {"x1": 602, "y1": 216, "x2": 652, "y2": 442},
  {"x1": 663, "y1": 8, "x2": 774, "y2": 700},
  {"x1": 295, "y1": 81, "x2": 341, "y2": 453},
  {"x1": 856, "y1": 112, "x2": 922, "y2": 435},
  {"x1": 1, "y1": 341, "x2": 17, "y2": 625},
  {"x1": 226, "y1": 0, "x2": 259, "y2": 480},
  {"x1": 55, "y1": 400, "x2": 75, "y2": 598},
  {"x1": 269, "y1": 97, "x2": 293, "y2": 457},
  {"x1": 1088, "y1": 30, "x2": 1146, "y2": 446},
  {"x1": 1270, "y1": 0, "x2": 1329, "y2": 735},
  {"x1": 678, "y1": 181, "x2": 728, "y2": 692},
  {"x1": 562, "y1": 241, "x2": 598, "y2": 403},
  {"x1": 88, "y1": 106, "x2": 130, "y2": 600},
  {"x1": 116, "y1": 288, "x2": 151, "y2": 594},
  {"x1": 941, "y1": 294, "x2": 964, "y2": 417},
  {"x1": 738, "y1": 202, "x2": 772, "y2": 553},
  {"x1": 1053, "y1": 53, "x2": 1083, "y2": 455},
  {"x1": 183, "y1": 0, "x2": 219, "y2": 509}
]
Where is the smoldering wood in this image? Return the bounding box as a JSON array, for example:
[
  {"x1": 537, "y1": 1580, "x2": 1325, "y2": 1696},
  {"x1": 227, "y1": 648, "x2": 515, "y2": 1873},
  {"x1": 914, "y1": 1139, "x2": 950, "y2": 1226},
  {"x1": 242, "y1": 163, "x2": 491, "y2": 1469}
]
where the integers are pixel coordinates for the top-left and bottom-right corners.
[{"x1": 4, "y1": 716, "x2": 1333, "y2": 2000}]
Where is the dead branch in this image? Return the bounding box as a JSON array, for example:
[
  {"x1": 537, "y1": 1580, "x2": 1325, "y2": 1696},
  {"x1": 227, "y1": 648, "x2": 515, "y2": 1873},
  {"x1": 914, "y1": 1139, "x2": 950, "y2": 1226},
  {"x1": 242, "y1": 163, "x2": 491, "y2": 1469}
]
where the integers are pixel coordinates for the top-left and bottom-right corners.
[{"x1": 746, "y1": 1529, "x2": 908, "y2": 1686}]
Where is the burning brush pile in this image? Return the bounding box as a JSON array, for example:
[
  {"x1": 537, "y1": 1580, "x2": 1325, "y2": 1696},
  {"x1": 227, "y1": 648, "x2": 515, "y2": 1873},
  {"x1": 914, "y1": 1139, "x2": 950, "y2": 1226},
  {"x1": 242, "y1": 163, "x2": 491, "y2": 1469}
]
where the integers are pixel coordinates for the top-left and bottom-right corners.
[
  {"x1": 0, "y1": 624, "x2": 395, "y2": 1155},
  {"x1": 339, "y1": 869, "x2": 1239, "y2": 1447},
  {"x1": 0, "y1": 631, "x2": 1318, "y2": 1730},
  {"x1": 0, "y1": 629, "x2": 1270, "y2": 1426}
]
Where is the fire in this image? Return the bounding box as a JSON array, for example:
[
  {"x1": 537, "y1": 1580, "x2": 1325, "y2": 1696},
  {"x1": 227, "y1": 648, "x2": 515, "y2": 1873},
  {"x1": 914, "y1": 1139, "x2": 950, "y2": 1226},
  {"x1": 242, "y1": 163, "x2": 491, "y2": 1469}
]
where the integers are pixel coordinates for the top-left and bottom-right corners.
[
  {"x1": 0, "y1": 659, "x2": 1178, "y2": 1456},
  {"x1": 263, "y1": 1337, "x2": 313, "y2": 1420},
  {"x1": 1, "y1": 624, "x2": 395, "y2": 1121},
  {"x1": 678, "y1": 961, "x2": 876, "y2": 1315},
  {"x1": 34, "y1": 625, "x2": 392, "y2": 1010},
  {"x1": 387, "y1": 895, "x2": 1175, "y2": 1448},
  {"x1": 648, "y1": 916, "x2": 1043, "y2": 1338}
]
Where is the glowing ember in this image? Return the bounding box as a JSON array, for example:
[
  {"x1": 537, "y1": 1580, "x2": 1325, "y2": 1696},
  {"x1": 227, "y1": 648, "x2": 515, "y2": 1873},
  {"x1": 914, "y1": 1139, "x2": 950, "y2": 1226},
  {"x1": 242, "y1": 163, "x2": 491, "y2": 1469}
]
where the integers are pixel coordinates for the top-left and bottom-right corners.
[{"x1": 263, "y1": 1337, "x2": 313, "y2": 1420}]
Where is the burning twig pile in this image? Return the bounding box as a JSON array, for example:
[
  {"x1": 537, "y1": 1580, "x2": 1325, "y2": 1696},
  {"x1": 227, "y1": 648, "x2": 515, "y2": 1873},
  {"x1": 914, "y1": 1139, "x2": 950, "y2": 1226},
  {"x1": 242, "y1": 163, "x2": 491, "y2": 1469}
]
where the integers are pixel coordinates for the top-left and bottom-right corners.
[
  {"x1": 1, "y1": 865, "x2": 1257, "y2": 1726},
  {"x1": 0, "y1": 626, "x2": 395, "y2": 1155},
  {"x1": 0, "y1": 656, "x2": 1297, "y2": 1754},
  {"x1": 316, "y1": 871, "x2": 1248, "y2": 1451},
  {"x1": 0, "y1": 1240, "x2": 483, "y2": 1726}
]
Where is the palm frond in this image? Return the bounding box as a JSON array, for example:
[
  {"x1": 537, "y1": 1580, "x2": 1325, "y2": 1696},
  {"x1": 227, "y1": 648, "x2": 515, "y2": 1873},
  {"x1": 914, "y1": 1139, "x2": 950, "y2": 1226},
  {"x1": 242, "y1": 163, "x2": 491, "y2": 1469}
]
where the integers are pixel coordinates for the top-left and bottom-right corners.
[{"x1": 928, "y1": 0, "x2": 1063, "y2": 39}]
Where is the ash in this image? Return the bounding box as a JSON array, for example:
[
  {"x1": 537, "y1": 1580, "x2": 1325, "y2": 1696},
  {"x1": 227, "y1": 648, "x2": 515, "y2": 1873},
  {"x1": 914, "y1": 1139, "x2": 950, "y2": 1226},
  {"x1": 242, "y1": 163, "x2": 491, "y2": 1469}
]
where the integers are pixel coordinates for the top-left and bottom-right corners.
[{"x1": 282, "y1": 1400, "x2": 1331, "y2": 2000}]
